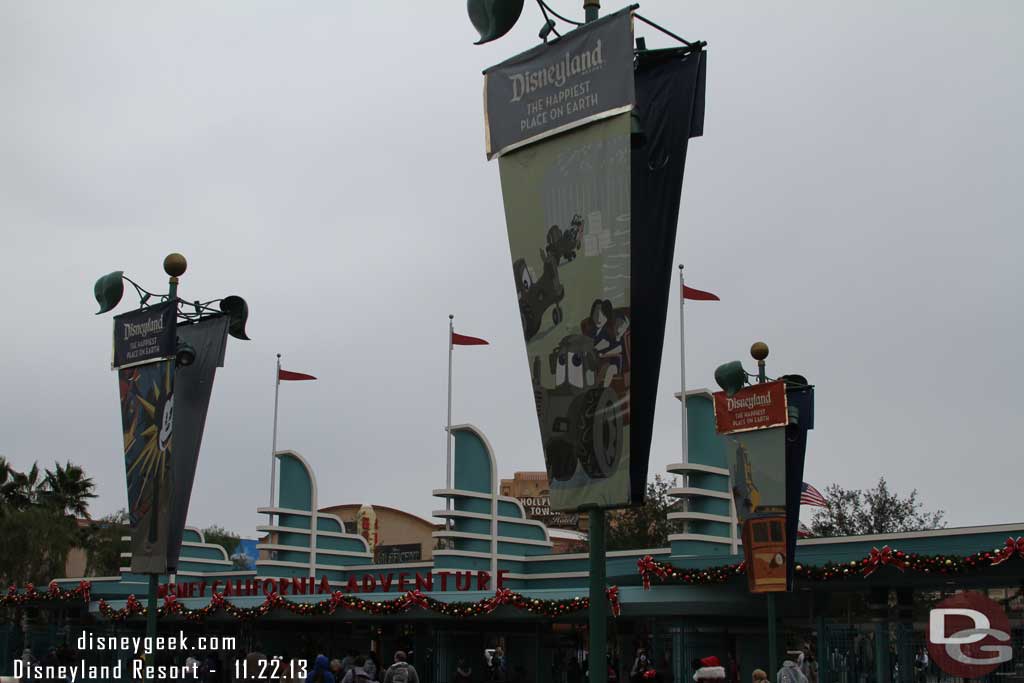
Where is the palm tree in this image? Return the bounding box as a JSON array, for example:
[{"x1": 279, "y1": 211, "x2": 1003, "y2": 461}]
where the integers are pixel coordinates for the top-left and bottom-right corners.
[
  {"x1": 0, "y1": 456, "x2": 12, "y2": 516},
  {"x1": 2, "y1": 462, "x2": 43, "y2": 511},
  {"x1": 41, "y1": 461, "x2": 97, "y2": 518}
]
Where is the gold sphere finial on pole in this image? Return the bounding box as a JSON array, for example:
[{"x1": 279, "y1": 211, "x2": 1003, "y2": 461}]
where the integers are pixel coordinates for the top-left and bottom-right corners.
[
  {"x1": 163, "y1": 253, "x2": 187, "y2": 278},
  {"x1": 750, "y1": 341, "x2": 769, "y2": 383}
]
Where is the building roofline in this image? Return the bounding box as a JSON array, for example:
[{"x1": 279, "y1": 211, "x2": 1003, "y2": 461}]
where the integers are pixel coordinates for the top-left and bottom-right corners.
[{"x1": 799, "y1": 522, "x2": 1024, "y2": 546}]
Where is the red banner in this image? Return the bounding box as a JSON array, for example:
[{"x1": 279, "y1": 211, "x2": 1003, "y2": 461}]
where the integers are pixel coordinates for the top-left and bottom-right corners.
[{"x1": 713, "y1": 381, "x2": 788, "y2": 434}]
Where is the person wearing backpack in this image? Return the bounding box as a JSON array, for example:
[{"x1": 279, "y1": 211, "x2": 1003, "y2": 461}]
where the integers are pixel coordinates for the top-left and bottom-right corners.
[
  {"x1": 342, "y1": 657, "x2": 373, "y2": 683},
  {"x1": 384, "y1": 652, "x2": 419, "y2": 683}
]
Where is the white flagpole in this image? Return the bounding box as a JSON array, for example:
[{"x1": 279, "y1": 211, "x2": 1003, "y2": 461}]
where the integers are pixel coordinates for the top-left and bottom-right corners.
[
  {"x1": 679, "y1": 265, "x2": 688, "y2": 466},
  {"x1": 270, "y1": 353, "x2": 281, "y2": 513},
  {"x1": 447, "y1": 315, "x2": 454, "y2": 506},
  {"x1": 679, "y1": 266, "x2": 689, "y2": 536}
]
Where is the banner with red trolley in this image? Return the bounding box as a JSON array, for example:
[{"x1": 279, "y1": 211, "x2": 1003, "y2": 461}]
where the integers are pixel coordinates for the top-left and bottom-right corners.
[{"x1": 715, "y1": 377, "x2": 813, "y2": 593}]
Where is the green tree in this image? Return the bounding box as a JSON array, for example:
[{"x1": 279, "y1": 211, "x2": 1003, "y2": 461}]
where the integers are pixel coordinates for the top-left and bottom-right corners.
[
  {"x1": 1, "y1": 462, "x2": 43, "y2": 511},
  {"x1": 202, "y1": 525, "x2": 241, "y2": 559},
  {"x1": 810, "y1": 477, "x2": 946, "y2": 537},
  {"x1": 606, "y1": 475, "x2": 680, "y2": 551},
  {"x1": 0, "y1": 458, "x2": 99, "y2": 585},
  {"x1": 82, "y1": 509, "x2": 130, "y2": 577},
  {"x1": 41, "y1": 461, "x2": 97, "y2": 518},
  {"x1": 0, "y1": 506, "x2": 77, "y2": 585}
]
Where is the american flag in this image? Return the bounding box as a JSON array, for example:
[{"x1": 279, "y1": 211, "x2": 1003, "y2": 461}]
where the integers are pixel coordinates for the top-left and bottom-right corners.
[{"x1": 800, "y1": 482, "x2": 828, "y2": 508}]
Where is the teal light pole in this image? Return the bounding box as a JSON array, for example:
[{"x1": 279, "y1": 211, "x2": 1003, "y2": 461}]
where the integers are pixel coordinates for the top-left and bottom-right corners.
[
  {"x1": 94, "y1": 252, "x2": 249, "y2": 682},
  {"x1": 581, "y1": 7, "x2": 608, "y2": 681},
  {"x1": 142, "y1": 254, "x2": 186, "y2": 673},
  {"x1": 750, "y1": 342, "x2": 779, "y2": 677}
]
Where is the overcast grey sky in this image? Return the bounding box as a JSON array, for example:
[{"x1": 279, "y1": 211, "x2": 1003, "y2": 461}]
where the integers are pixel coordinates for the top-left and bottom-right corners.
[{"x1": 1, "y1": 1, "x2": 1021, "y2": 539}]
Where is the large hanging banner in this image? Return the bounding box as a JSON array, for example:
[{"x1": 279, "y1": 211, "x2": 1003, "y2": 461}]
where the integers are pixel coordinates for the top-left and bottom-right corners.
[
  {"x1": 118, "y1": 358, "x2": 175, "y2": 574},
  {"x1": 113, "y1": 306, "x2": 231, "y2": 574},
  {"x1": 165, "y1": 315, "x2": 229, "y2": 572},
  {"x1": 722, "y1": 425, "x2": 788, "y2": 593},
  {"x1": 488, "y1": 11, "x2": 707, "y2": 511},
  {"x1": 500, "y1": 113, "x2": 633, "y2": 510},
  {"x1": 716, "y1": 379, "x2": 814, "y2": 593}
]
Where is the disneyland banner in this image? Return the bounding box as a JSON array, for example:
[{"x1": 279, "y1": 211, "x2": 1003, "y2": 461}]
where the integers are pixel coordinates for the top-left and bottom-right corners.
[
  {"x1": 112, "y1": 302, "x2": 176, "y2": 369},
  {"x1": 489, "y1": 32, "x2": 706, "y2": 511},
  {"x1": 118, "y1": 359, "x2": 175, "y2": 574},
  {"x1": 483, "y1": 8, "x2": 634, "y2": 159}
]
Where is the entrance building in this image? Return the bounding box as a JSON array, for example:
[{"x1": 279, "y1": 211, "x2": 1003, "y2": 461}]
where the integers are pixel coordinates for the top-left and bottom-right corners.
[{"x1": 6, "y1": 395, "x2": 1024, "y2": 682}]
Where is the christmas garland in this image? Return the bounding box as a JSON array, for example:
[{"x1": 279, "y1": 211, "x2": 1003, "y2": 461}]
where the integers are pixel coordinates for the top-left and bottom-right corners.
[
  {"x1": 98, "y1": 586, "x2": 622, "y2": 623},
  {"x1": 1, "y1": 581, "x2": 92, "y2": 607},
  {"x1": 637, "y1": 536, "x2": 1024, "y2": 589}
]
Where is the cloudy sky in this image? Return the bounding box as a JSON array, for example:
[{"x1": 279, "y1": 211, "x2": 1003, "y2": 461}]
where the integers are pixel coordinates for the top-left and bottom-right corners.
[{"x1": 1, "y1": 1, "x2": 1020, "y2": 539}]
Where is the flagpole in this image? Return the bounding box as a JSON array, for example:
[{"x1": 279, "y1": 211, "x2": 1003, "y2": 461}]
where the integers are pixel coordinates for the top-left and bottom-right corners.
[
  {"x1": 679, "y1": 265, "x2": 688, "y2": 465},
  {"x1": 678, "y1": 265, "x2": 690, "y2": 538},
  {"x1": 270, "y1": 353, "x2": 281, "y2": 513},
  {"x1": 447, "y1": 315, "x2": 454, "y2": 508}
]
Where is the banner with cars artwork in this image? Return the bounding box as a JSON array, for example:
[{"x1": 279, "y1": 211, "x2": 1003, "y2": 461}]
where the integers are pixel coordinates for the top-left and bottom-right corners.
[
  {"x1": 489, "y1": 18, "x2": 707, "y2": 510},
  {"x1": 499, "y1": 113, "x2": 632, "y2": 511}
]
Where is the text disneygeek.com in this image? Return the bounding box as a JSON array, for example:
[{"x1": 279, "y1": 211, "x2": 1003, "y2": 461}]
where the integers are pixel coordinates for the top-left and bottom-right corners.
[{"x1": 11, "y1": 631, "x2": 236, "y2": 681}]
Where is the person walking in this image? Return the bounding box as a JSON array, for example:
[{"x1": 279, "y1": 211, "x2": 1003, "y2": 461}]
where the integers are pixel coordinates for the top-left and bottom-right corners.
[
  {"x1": 342, "y1": 656, "x2": 373, "y2": 683},
  {"x1": 364, "y1": 653, "x2": 380, "y2": 682},
  {"x1": 630, "y1": 649, "x2": 651, "y2": 683},
  {"x1": 692, "y1": 656, "x2": 725, "y2": 681},
  {"x1": 491, "y1": 648, "x2": 507, "y2": 683},
  {"x1": 383, "y1": 652, "x2": 419, "y2": 683},
  {"x1": 775, "y1": 658, "x2": 807, "y2": 683},
  {"x1": 455, "y1": 658, "x2": 473, "y2": 683},
  {"x1": 307, "y1": 655, "x2": 336, "y2": 683}
]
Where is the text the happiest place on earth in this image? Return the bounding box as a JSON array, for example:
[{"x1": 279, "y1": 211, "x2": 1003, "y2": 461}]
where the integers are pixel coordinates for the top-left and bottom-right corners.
[
  {"x1": 12, "y1": 631, "x2": 235, "y2": 681},
  {"x1": 513, "y1": 42, "x2": 604, "y2": 133}
]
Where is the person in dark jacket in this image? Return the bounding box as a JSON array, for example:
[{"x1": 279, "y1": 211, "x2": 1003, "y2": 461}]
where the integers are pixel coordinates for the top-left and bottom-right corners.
[{"x1": 307, "y1": 655, "x2": 336, "y2": 683}]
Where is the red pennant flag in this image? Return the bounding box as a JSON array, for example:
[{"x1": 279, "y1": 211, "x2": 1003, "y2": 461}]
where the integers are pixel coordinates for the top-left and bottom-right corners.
[
  {"x1": 682, "y1": 284, "x2": 720, "y2": 301},
  {"x1": 279, "y1": 369, "x2": 317, "y2": 381},
  {"x1": 451, "y1": 332, "x2": 489, "y2": 346}
]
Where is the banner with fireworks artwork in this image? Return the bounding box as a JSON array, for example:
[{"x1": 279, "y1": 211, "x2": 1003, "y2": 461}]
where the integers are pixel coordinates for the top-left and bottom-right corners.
[{"x1": 118, "y1": 359, "x2": 174, "y2": 574}]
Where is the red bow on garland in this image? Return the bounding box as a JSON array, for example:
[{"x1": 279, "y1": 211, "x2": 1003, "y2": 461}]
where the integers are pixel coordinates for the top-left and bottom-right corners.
[
  {"x1": 211, "y1": 592, "x2": 226, "y2": 608},
  {"x1": 403, "y1": 590, "x2": 430, "y2": 609},
  {"x1": 492, "y1": 588, "x2": 515, "y2": 606},
  {"x1": 606, "y1": 586, "x2": 621, "y2": 617},
  {"x1": 163, "y1": 593, "x2": 178, "y2": 608},
  {"x1": 862, "y1": 546, "x2": 908, "y2": 577},
  {"x1": 992, "y1": 537, "x2": 1024, "y2": 566},
  {"x1": 637, "y1": 556, "x2": 668, "y2": 590},
  {"x1": 642, "y1": 670, "x2": 657, "y2": 680},
  {"x1": 78, "y1": 580, "x2": 92, "y2": 604}
]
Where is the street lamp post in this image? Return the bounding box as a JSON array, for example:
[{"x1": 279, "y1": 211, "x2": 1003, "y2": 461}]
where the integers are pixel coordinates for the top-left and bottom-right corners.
[
  {"x1": 140, "y1": 254, "x2": 187, "y2": 670},
  {"x1": 749, "y1": 342, "x2": 779, "y2": 676},
  {"x1": 94, "y1": 252, "x2": 248, "y2": 682}
]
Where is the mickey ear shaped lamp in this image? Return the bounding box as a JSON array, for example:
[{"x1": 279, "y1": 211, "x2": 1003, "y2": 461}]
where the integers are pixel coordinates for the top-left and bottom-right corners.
[{"x1": 714, "y1": 341, "x2": 770, "y2": 395}]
